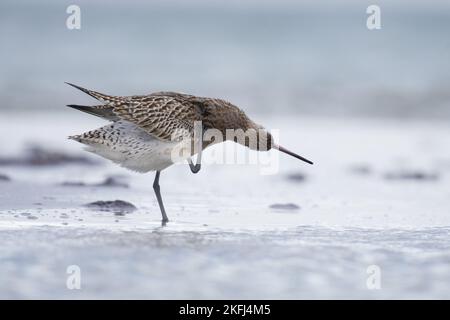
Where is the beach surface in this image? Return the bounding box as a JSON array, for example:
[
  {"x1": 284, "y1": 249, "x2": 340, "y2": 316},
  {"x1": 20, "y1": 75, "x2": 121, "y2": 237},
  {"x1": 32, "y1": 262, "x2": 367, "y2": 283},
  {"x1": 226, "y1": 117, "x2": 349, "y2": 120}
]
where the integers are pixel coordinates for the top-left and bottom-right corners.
[{"x1": 1, "y1": 113, "x2": 450, "y2": 299}]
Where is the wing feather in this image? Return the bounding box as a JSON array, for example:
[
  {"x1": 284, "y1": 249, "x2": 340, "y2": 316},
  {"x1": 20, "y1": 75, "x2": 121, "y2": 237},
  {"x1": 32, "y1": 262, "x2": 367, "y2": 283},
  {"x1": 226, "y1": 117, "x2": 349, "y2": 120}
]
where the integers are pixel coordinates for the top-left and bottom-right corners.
[
  {"x1": 66, "y1": 82, "x2": 205, "y2": 142},
  {"x1": 111, "y1": 94, "x2": 204, "y2": 142}
]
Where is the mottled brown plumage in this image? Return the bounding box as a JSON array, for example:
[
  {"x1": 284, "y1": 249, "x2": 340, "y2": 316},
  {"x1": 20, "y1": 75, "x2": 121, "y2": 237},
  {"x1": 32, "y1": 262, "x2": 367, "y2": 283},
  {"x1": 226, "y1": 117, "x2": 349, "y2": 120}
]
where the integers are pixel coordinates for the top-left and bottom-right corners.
[
  {"x1": 66, "y1": 83, "x2": 312, "y2": 225},
  {"x1": 65, "y1": 83, "x2": 264, "y2": 145}
]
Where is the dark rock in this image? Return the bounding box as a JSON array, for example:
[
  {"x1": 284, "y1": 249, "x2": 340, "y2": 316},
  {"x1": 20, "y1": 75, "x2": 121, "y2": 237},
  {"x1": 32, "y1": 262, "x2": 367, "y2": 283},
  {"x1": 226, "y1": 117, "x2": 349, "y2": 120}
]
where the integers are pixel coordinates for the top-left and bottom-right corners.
[
  {"x1": 61, "y1": 176, "x2": 129, "y2": 188},
  {"x1": 286, "y1": 172, "x2": 307, "y2": 182},
  {"x1": 348, "y1": 164, "x2": 373, "y2": 175},
  {"x1": 97, "y1": 177, "x2": 129, "y2": 188},
  {"x1": 61, "y1": 181, "x2": 87, "y2": 187},
  {"x1": 0, "y1": 173, "x2": 10, "y2": 181},
  {"x1": 269, "y1": 203, "x2": 300, "y2": 211},
  {"x1": 85, "y1": 200, "x2": 137, "y2": 216},
  {"x1": 384, "y1": 171, "x2": 439, "y2": 181},
  {"x1": 0, "y1": 146, "x2": 98, "y2": 167}
]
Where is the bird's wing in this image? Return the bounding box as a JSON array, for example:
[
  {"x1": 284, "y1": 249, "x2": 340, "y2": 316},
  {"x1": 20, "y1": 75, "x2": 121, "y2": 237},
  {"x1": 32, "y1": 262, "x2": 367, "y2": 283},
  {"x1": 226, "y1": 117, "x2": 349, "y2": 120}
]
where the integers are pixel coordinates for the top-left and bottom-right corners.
[
  {"x1": 66, "y1": 83, "x2": 204, "y2": 142},
  {"x1": 111, "y1": 94, "x2": 204, "y2": 142}
]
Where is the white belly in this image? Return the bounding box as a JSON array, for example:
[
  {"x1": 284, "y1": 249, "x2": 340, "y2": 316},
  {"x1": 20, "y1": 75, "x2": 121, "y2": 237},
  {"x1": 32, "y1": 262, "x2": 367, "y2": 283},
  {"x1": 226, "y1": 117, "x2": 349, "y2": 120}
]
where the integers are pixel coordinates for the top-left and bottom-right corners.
[{"x1": 70, "y1": 120, "x2": 191, "y2": 173}]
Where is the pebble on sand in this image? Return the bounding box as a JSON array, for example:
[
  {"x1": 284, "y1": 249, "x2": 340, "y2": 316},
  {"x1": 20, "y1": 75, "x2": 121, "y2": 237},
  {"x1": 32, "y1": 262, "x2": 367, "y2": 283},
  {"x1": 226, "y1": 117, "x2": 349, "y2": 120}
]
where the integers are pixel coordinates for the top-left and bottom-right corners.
[
  {"x1": 384, "y1": 171, "x2": 439, "y2": 181},
  {"x1": 61, "y1": 176, "x2": 129, "y2": 188},
  {"x1": 0, "y1": 173, "x2": 11, "y2": 181},
  {"x1": 0, "y1": 145, "x2": 98, "y2": 167},
  {"x1": 286, "y1": 173, "x2": 307, "y2": 182},
  {"x1": 348, "y1": 164, "x2": 373, "y2": 175},
  {"x1": 85, "y1": 200, "x2": 137, "y2": 216},
  {"x1": 269, "y1": 203, "x2": 301, "y2": 211}
]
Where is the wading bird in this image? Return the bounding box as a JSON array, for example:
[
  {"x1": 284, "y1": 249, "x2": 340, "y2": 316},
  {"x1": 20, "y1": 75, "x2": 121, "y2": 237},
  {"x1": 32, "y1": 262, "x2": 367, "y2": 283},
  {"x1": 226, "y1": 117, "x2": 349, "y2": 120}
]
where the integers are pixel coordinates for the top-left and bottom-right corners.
[{"x1": 66, "y1": 83, "x2": 313, "y2": 225}]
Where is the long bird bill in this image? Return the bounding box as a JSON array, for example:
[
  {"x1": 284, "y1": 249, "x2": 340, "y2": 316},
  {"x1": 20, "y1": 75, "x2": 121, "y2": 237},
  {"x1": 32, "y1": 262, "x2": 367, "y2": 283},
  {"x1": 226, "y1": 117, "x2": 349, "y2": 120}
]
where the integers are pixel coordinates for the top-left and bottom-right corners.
[{"x1": 273, "y1": 144, "x2": 314, "y2": 165}]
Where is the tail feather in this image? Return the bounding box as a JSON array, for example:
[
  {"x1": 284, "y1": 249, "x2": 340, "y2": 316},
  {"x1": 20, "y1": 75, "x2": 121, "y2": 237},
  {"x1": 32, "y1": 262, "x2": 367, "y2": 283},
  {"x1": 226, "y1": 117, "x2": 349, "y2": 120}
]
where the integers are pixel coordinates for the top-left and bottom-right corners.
[
  {"x1": 65, "y1": 82, "x2": 120, "y2": 103},
  {"x1": 67, "y1": 104, "x2": 119, "y2": 121}
]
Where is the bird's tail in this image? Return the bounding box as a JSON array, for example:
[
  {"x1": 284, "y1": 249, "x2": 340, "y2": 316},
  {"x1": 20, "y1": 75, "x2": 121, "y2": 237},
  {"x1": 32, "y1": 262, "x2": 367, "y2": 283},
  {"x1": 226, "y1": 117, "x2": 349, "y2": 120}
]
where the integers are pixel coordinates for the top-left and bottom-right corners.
[{"x1": 66, "y1": 104, "x2": 119, "y2": 121}]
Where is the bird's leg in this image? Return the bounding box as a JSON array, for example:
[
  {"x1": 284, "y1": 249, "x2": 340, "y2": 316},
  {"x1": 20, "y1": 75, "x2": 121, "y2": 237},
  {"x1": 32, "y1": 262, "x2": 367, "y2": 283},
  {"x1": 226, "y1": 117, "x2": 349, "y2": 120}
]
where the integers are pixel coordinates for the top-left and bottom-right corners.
[
  {"x1": 153, "y1": 170, "x2": 169, "y2": 226},
  {"x1": 188, "y1": 123, "x2": 203, "y2": 174}
]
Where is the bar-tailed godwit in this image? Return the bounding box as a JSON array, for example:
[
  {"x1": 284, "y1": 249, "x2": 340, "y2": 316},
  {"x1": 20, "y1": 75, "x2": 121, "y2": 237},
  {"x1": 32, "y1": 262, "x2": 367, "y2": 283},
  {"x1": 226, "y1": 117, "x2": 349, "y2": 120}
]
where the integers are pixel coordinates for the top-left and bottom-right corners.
[{"x1": 66, "y1": 83, "x2": 313, "y2": 225}]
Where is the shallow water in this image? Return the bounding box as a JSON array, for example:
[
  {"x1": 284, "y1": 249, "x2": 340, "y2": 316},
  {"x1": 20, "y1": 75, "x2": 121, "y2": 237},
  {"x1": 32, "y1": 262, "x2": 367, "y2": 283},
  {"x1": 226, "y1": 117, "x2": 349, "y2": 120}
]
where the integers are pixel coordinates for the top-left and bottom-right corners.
[
  {"x1": 1, "y1": 113, "x2": 449, "y2": 298},
  {"x1": 1, "y1": 225, "x2": 450, "y2": 299}
]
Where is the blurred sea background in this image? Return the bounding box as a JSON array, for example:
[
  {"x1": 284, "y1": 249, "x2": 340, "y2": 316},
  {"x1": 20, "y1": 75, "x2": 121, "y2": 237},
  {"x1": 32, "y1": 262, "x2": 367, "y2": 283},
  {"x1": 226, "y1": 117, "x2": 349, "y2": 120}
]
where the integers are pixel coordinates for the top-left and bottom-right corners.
[{"x1": 0, "y1": 0, "x2": 449, "y2": 119}]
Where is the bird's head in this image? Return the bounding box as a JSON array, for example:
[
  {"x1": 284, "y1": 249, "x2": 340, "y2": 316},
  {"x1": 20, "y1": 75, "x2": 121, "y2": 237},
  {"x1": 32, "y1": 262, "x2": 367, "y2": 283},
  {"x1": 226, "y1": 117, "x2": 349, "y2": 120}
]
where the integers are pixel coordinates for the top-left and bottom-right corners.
[
  {"x1": 212, "y1": 101, "x2": 313, "y2": 165},
  {"x1": 240, "y1": 121, "x2": 314, "y2": 165}
]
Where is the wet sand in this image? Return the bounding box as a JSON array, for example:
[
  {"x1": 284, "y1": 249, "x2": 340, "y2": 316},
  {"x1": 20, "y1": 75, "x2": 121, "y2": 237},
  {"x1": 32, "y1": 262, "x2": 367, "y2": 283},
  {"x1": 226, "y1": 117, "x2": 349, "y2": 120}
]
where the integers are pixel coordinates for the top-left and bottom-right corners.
[{"x1": 1, "y1": 113, "x2": 450, "y2": 299}]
